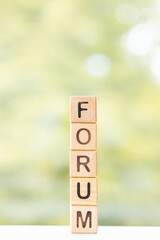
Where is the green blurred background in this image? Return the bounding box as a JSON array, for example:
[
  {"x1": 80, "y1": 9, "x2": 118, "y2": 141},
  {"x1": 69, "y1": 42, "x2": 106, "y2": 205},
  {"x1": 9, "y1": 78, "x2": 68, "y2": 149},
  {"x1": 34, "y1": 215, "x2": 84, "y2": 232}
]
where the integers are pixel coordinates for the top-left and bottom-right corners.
[{"x1": 0, "y1": 0, "x2": 160, "y2": 226}]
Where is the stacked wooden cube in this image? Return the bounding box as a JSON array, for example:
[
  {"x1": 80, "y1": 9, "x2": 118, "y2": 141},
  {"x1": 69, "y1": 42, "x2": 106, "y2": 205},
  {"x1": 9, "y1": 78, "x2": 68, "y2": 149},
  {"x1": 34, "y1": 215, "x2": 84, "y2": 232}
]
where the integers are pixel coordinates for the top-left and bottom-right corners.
[{"x1": 70, "y1": 96, "x2": 98, "y2": 234}]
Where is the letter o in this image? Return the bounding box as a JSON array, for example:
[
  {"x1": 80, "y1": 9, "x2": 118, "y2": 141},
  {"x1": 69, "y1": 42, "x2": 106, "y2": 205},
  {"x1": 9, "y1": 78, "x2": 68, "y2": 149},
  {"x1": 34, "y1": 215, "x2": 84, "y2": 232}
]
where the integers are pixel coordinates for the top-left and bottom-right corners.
[{"x1": 76, "y1": 128, "x2": 91, "y2": 145}]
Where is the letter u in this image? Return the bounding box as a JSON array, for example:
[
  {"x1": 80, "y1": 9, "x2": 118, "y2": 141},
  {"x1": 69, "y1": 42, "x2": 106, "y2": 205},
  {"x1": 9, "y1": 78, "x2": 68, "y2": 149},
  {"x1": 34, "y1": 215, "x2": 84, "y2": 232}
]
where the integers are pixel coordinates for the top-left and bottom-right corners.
[{"x1": 77, "y1": 182, "x2": 90, "y2": 199}]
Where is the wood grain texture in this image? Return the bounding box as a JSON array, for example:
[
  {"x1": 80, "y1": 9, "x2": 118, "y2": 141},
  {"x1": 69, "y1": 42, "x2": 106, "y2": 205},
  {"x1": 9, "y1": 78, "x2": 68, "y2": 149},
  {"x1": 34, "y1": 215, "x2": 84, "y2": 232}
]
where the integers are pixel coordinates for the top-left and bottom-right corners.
[
  {"x1": 70, "y1": 96, "x2": 97, "y2": 123},
  {"x1": 70, "y1": 178, "x2": 97, "y2": 205},
  {"x1": 70, "y1": 151, "x2": 97, "y2": 177},
  {"x1": 70, "y1": 123, "x2": 97, "y2": 150},
  {"x1": 71, "y1": 205, "x2": 98, "y2": 233},
  {"x1": 69, "y1": 96, "x2": 98, "y2": 234}
]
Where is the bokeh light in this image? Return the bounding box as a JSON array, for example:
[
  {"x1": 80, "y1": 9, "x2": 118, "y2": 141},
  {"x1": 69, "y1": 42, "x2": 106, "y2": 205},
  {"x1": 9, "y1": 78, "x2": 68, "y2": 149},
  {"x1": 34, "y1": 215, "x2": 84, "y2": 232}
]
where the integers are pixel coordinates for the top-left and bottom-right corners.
[
  {"x1": 122, "y1": 22, "x2": 155, "y2": 56},
  {"x1": 115, "y1": 4, "x2": 138, "y2": 26},
  {"x1": 85, "y1": 54, "x2": 112, "y2": 78},
  {"x1": 150, "y1": 48, "x2": 160, "y2": 83}
]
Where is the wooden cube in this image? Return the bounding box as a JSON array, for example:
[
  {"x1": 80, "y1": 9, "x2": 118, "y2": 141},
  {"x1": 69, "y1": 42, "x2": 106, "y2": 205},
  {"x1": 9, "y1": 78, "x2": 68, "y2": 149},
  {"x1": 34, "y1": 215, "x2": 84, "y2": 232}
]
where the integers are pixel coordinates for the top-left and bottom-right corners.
[
  {"x1": 70, "y1": 178, "x2": 97, "y2": 205},
  {"x1": 70, "y1": 151, "x2": 97, "y2": 177},
  {"x1": 69, "y1": 96, "x2": 98, "y2": 234},
  {"x1": 70, "y1": 123, "x2": 97, "y2": 150},
  {"x1": 70, "y1": 96, "x2": 97, "y2": 123},
  {"x1": 71, "y1": 205, "x2": 98, "y2": 233}
]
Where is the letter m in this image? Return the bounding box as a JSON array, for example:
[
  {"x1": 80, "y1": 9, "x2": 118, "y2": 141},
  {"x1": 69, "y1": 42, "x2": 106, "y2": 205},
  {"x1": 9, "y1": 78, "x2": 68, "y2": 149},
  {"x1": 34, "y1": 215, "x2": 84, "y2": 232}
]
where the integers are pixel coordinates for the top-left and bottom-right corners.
[{"x1": 77, "y1": 211, "x2": 92, "y2": 228}]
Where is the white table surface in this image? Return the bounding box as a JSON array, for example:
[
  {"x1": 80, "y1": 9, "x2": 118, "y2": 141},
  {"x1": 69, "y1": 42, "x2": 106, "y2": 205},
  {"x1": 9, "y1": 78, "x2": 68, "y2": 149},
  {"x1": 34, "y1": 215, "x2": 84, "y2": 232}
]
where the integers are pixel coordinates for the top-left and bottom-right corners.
[{"x1": 0, "y1": 226, "x2": 160, "y2": 240}]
